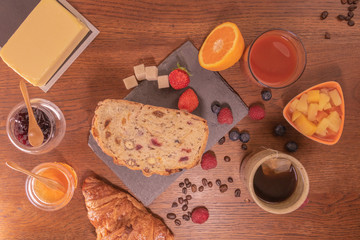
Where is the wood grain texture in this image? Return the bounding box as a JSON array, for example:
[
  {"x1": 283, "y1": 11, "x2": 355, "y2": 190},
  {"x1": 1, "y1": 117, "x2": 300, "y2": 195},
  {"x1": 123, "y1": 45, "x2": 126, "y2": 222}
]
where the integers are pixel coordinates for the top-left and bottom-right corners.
[{"x1": 0, "y1": 0, "x2": 360, "y2": 239}]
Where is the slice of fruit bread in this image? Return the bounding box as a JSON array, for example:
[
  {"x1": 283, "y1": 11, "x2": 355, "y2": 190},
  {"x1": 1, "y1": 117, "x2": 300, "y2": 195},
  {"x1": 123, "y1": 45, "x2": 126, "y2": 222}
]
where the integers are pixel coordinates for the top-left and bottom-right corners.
[{"x1": 91, "y1": 99, "x2": 209, "y2": 177}]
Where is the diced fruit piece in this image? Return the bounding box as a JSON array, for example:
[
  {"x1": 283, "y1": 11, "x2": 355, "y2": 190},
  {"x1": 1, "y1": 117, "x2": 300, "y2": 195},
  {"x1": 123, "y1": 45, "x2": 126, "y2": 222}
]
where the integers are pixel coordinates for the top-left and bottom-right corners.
[
  {"x1": 292, "y1": 111, "x2": 302, "y2": 122},
  {"x1": 320, "y1": 88, "x2": 329, "y2": 94},
  {"x1": 318, "y1": 93, "x2": 330, "y2": 111},
  {"x1": 329, "y1": 89, "x2": 342, "y2": 106},
  {"x1": 323, "y1": 102, "x2": 332, "y2": 110},
  {"x1": 327, "y1": 111, "x2": 341, "y2": 133},
  {"x1": 316, "y1": 118, "x2": 330, "y2": 137},
  {"x1": 316, "y1": 111, "x2": 329, "y2": 122},
  {"x1": 290, "y1": 98, "x2": 299, "y2": 113},
  {"x1": 307, "y1": 90, "x2": 320, "y2": 103},
  {"x1": 296, "y1": 94, "x2": 308, "y2": 115},
  {"x1": 307, "y1": 103, "x2": 319, "y2": 122},
  {"x1": 294, "y1": 113, "x2": 317, "y2": 136}
]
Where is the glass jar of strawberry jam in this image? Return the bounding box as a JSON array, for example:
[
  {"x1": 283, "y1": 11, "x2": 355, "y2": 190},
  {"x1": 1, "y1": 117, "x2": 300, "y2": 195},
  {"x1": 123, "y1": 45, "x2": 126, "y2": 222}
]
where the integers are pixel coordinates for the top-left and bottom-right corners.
[
  {"x1": 25, "y1": 162, "x2": 77, "y2": 211},
  {"x1": 6, "y1": 98, "x2": 66, "y2": 154}
]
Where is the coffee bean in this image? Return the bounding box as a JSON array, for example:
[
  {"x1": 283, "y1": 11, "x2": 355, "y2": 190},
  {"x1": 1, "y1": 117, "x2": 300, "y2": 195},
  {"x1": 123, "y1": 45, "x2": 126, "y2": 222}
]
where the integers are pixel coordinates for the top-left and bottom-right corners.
[
  {"x1": 325, "y1": 32, "x2": 331, "y2": 39},
  {"x1": 182, "y1": 205, "x2": 188, "y2": 211},
  {"x1": 184, "y1": 178, "x2": 190, "y2": 185},
  {"x1": 220, "y1": 184, "x2": 228, "y2": 193},
  {"x1": 348, "y1": 19, "x2": 355, "y2": 26},
  {"x1": 348, "y1": 11, "x2": 355, "y2": 18},
  {"x1": 182, "y1": 214, "x2": 190, "y2": 221},
  {"x1": 186, "y1": 195, "x2": 192, "y2": 200},
  {"x1": 216, "y1": 179, "x2": 221, "y2": 186},
  {"x1": 191, "y1": 184, "x2": 197, "y2": 193},
  {"x1": 167, "y1": 213, "x2": 176, "y2": 219},
  {"x1": 186, "y1": 182, "x2": 191, "y2": 188},
  {"x1": 202, "y1": 178, "x2": 208, "y2": 186},
  {"x1": 218, "y1": 136, "x2": 225, "y2": 145},
  {"x1": 198, "y1": 186, "x2": 204, "y2": 192},
  {"x1": 182, "y1": 187, "x2": 187, "y2": 194},
  {"x1": 208, "y1": 181, "x2": 213, "y2": 188},
  {"x1": 228, "y1": 177, "x2": 234, "y2": 183},
  {"x1": 179, "y1": 182, "x2": 184, "y2": 188},
  {"x1": 183, "y1": 199, "x2": 188, "y2": 205},
  {"x1": 224, "y1": 156, "x2": 231, "y2": 162},
  {"x1": 349, "y1": 5, "x2": 357, "y2": 11},
  {"x1": 174, "y1": 219, "x2": 181, "y2": 226},
  {"x1": 353, "y1": 0, "x2": 359, "y2": 3},
  {"x1": 241, "y1": 143, "x2": 248, "y2": 150},
  {"x1": 342, "y1": 0, "x2": 347, "y2": 4},
  {"x1": 338, "y1": 14, "x2": 346, "y2": 20},
  {"x1": 348, "y1": 0, "x2": 354, "y2": 4},
  {"x1": 345, "y1": 16, "x2": 351, "y2": 21},
  {"x1": 320, "y1": 11, "x2": 328, "y2": 20},
  {"x1": 178, "y1": 197, "x2": 184, "y2": 204},
  {"x1": 172, "y1": 202, "x2": 178, "y2": 208},
  {"x1": 235, "y1": 189, "x2": 241, "y2": 197}
]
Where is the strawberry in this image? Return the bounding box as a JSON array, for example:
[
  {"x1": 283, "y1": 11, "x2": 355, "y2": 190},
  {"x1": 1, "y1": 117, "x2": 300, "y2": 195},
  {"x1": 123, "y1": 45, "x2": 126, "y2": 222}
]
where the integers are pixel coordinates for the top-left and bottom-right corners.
[
  {"x1": 178, "y1": 88, "x2": 199, "y2": 113},
  {"x1": 248, "y1": 105, "x2": 265, "y2": 120},
  {"x1": 169, "y1": 64, "x2": 190, "y2": 90},
  {"x1": 217, "y1": 107, "x2": 233, "y2": 124}
]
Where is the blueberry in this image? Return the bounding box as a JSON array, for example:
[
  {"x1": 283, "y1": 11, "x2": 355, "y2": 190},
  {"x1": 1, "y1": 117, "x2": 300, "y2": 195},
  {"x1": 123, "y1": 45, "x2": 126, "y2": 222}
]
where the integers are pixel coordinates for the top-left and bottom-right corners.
[
  {"x1": 241, "y1": 143, "x2": 248, "y2": 150},
  {"x1": 218, "y1": 136, "x2": 225, "y2": 145},
  {"x1": 211, "y1": 103, "x2": 221, "y2": 114},
  {"x1": 261, "y1": 89, "x2": 272, "y2": 101},
  {"x1": 285, "y1": 141, "x2": 298, "y2": 152},
  {"x1": 229, "y1": 129, "x2": 240, "y2": 141},
  {"x1": 274, "y1": 124, "x2": 286, "y2": 136},
  {"x1": 239, "y1": 131, "x2": 250, "y2": 143}
]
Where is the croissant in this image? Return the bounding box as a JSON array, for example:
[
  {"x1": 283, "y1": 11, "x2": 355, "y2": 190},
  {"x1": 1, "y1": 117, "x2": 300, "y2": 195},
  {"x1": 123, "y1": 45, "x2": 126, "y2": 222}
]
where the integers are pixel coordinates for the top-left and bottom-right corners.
[{"x1": 82, "y1": 177, "x2": 174, "y2": 240}]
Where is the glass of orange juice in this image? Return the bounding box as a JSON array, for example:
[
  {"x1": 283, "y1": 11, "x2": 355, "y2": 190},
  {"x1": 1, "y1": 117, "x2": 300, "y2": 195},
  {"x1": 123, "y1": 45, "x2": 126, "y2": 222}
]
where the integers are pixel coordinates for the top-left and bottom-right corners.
[
  {"x1": 25, "y1": 162, "x2": 77, "y2": 211},
  {"x1": 243, "y1": 29, "x2": 307, "y2": 89}
]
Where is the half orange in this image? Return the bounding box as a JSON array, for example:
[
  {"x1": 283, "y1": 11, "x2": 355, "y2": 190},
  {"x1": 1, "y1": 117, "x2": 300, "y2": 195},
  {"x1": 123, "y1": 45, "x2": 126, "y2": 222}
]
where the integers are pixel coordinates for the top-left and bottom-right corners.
[{"x1": 199, "y1": 22, "x2": 245, "y2": 71}]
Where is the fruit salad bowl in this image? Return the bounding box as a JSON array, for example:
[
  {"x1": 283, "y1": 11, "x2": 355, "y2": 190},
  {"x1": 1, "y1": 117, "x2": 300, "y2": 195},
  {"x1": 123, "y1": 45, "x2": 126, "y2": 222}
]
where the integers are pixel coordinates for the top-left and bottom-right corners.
[{"x1": 283, "y1": 81, "x2": 345, "y2": 145}]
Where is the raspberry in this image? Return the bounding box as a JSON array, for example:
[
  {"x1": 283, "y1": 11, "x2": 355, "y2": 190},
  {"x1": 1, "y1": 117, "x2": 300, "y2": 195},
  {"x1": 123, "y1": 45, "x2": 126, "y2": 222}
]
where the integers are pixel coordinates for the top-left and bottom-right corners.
[
  {"x1": 200, "y1": 151, "x2": 217, "y2": 170},
  {"x1": 217, "y1": 107, "x2": 233, "y2": 124},
  {"x1": 191, "y1": 207, "x2": 209, "y2": 224},
  {"x1": 248, "y1": 105, "x2": 265, "y2": 120},
  {"x1": 169, "y1": 68, "x2": 190, "y2": 90},
  {"x1": 178, "y1": 88, "x2": 199, "y2": 113}
]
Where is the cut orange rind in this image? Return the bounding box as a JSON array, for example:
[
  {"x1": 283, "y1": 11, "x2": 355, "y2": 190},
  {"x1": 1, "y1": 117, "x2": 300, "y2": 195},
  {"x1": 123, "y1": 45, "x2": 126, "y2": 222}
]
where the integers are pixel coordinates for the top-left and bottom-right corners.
[{"x1": 199, "y1": 22, "x2": 245, "y2": 71}]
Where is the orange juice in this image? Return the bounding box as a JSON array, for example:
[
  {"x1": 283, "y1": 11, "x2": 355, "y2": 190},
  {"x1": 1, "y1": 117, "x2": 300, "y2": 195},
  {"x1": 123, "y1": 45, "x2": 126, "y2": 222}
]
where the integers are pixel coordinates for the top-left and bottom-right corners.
[{"x1": 244, "y1": 29, "x2": 306, "y2": 89}]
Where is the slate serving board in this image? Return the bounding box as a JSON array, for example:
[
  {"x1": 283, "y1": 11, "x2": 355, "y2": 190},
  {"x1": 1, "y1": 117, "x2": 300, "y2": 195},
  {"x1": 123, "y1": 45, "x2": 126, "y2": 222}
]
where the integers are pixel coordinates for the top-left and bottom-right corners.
[{"x1": 88, "y1": 41, "x2": 248, "y2": 206}]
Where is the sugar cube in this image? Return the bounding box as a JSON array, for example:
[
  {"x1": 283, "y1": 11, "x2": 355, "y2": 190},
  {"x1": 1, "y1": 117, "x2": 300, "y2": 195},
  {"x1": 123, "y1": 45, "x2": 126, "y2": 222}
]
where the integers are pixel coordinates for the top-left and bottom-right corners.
[
  {"x1": 133, "y1": 64, "x2": 146, "y2": 81},
  {"x1": 123, "y1": 75, "x2": 138, "y2": 90},
  {"x1": 145, "y1": 66, "x2": 158, "y2": 81},
  {"x1": 157, "y1": 75, "x2": 169, "y2": 89}
]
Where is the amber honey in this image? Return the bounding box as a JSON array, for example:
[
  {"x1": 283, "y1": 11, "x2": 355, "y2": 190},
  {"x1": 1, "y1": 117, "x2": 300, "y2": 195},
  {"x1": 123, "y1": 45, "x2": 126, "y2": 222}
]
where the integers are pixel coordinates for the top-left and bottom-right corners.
[{"x1": 25, "y1": 162, "x2": 77, "y2": 211}]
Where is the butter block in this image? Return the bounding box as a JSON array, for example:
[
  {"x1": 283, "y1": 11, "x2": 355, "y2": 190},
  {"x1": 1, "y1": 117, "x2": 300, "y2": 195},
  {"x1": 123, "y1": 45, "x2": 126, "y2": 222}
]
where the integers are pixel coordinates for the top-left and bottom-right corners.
[
  {"x1": 134, "y1": 64, "x2": 146, "y2": 81},
  {"x1": 0, "y1": 0, "x2": 89, "y2": 87},
  {"x1": 157, "y1": 75, "x2": 169, "y2": 89},
  {"x1": 145, "y1": 66, "x2": 158, "y2": 81},
  {"x1": 123, "y1": 75, "x2": 138, "y2": 90}
]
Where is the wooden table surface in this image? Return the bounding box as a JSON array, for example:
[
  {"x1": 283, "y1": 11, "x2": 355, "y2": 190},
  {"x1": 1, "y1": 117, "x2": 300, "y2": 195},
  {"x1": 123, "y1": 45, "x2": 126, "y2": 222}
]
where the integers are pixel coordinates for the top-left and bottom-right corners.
[{"x1": 1, "y1": 0, "x2": 360, "y2": 239}]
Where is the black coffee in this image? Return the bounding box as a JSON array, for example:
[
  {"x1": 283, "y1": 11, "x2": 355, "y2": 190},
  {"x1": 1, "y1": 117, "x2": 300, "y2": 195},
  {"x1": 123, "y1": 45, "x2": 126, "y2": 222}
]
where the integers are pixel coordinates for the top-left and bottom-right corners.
[{"x1": 253, "y1": 165, "x2": 297, "y2": 203}]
